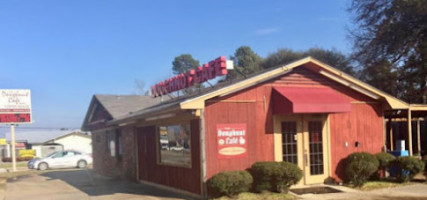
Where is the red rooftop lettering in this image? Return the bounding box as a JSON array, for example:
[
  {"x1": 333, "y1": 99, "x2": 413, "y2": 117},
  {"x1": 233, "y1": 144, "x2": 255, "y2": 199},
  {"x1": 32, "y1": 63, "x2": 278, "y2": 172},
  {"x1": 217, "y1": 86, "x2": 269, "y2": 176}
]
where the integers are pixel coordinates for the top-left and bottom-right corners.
[{"x1": 151, "y1": 56, "x2": 228, "y2": 97}]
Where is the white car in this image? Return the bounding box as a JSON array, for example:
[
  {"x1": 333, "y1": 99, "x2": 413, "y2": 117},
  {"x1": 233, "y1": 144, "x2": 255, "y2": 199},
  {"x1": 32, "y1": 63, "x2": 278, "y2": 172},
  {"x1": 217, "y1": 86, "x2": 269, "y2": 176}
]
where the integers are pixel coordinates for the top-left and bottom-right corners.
[{"x1": 28, "y1": 150, "x2": 93, "y2": 170}]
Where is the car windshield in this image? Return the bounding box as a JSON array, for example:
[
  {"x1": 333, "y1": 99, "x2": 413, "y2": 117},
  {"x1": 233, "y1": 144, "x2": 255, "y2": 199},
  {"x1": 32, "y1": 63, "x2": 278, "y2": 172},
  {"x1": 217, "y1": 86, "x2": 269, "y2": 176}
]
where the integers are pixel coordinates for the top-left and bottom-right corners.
[{"x1": 46, "y1": 151, "x2": 62, "y2": 158}]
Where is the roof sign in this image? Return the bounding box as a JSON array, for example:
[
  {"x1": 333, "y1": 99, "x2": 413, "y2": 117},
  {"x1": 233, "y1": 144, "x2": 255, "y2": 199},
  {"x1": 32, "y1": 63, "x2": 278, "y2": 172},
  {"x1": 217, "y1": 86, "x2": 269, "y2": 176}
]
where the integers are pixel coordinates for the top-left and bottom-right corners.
[{"x1": 151, "y1": 56, "x2": 231, "y2": 97}]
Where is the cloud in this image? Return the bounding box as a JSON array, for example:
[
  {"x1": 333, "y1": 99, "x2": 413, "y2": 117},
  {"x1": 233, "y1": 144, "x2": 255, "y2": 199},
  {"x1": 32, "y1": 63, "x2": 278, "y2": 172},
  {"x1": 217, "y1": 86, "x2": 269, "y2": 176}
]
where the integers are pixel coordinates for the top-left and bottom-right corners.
[{"x1": 253, "y1": 27, "x2": 280, "y2": 36}]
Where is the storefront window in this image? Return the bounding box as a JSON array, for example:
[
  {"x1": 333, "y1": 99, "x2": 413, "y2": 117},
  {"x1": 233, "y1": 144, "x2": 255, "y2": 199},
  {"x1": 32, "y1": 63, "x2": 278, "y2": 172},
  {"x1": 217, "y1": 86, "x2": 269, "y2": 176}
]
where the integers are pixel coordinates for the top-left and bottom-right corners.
[{"x1": 158, "y1": 124, "x2": 191, "y2": 167}]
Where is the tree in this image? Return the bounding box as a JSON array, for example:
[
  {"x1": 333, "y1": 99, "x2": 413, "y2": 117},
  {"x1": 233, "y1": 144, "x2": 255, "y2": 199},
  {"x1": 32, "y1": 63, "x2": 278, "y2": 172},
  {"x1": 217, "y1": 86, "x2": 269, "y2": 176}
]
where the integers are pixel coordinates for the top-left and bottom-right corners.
[
  {"x1": 227, "y1": 46, "x2": 262, "y2": 80},
  {"x1": 172, "y1": 54, "x2": 200, "y2": 75},
  {"x1": 261, "y1": 48, "x2": 355, "y2": 76},
  {"x1": 261, "y1": 49, "x2": 303, "y2": 69},
  {"x1": 360, "y1": 60, "x2": 399, "y2": 96},
  {"x1": 134, "y1": 79, "x2": 149, "y2": 95},
  {"x1": 304, "y1": 48, "x2": 355, "y2": 75},
  {"x1": 349, "y1": 0, "x2": 427, "y2": 103},
  {"x1": 171, "y1": 54, "x2": 202, "y2": 95}
]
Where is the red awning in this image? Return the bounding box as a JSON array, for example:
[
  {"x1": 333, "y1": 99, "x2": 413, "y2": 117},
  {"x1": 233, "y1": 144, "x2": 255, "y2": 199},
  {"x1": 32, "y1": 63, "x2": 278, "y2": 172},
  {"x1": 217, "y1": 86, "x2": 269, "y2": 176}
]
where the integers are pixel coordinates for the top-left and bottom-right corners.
[{"x1": 272, "y1": 87, "x2": 351, "y2": 114}]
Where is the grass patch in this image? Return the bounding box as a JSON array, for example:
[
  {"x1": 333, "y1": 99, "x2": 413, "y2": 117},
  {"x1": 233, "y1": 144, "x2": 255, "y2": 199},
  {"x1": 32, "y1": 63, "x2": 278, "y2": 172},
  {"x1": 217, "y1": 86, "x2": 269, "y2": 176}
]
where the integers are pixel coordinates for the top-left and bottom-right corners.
[
  {"x1": 350, "y1": 180, "x2": 413, "y2": 191},
  {"x1": 0, "y1": 162, "x2": 29, "y2": 168},
  {"x1": 211, "y1": 192, "x2": 296, "y2": 200}
]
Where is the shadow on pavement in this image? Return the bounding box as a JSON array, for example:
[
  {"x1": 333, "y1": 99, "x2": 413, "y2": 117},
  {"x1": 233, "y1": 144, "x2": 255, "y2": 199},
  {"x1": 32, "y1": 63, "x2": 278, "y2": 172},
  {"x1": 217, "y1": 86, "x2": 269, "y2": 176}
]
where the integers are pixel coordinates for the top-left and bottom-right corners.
[{"x1": 40, "y1": 169, "x2": 198, "y2": 200}]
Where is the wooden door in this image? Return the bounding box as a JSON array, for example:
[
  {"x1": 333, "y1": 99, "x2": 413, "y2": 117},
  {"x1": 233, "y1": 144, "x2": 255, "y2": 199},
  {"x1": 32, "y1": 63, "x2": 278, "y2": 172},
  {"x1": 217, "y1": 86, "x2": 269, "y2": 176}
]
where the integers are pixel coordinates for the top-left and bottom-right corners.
[{"x1": 137, "y1": 128, "x2": 148, "y2": 180}]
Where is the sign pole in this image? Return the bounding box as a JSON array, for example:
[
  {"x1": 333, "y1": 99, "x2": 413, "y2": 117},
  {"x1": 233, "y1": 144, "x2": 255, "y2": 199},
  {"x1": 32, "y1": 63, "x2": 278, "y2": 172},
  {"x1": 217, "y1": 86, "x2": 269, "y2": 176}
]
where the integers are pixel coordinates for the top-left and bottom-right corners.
[{"x1": 11, "y1": 124, "x2": 16, "y2": 172}]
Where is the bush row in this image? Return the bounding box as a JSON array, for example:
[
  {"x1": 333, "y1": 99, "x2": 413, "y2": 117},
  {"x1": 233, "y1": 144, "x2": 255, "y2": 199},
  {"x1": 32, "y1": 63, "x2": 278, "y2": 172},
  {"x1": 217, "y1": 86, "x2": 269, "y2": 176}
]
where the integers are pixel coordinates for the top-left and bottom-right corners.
[
  {"x1": 345, "y1": 152, "x2": 425, "y2": 186},
  {"x1": 2, "y1": 157, "x2": 33, "y2": 162},
  {"x1": 207, "y1": 161, "x2": 302, "y2": 198},
  {"x1": 207, "y1": 153, "x2": 427, "y2": 197}
]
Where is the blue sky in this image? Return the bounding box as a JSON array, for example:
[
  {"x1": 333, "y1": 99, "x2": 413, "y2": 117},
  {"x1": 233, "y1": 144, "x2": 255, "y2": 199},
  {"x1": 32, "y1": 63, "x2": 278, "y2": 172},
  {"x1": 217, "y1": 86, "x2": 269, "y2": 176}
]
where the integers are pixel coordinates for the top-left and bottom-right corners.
[{"x1": 0, "y1": 1, "x2": 352, "y2": 131}]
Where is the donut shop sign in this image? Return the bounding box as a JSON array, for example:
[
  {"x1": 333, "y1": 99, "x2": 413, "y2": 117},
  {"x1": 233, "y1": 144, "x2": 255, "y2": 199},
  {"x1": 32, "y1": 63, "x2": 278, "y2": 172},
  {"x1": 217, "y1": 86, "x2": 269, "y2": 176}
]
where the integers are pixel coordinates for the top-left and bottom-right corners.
[
  {"x1": 151, "y1": 56, "x2": 233, "y2": 97},
  {"x1": 217, "y1": 124, "x2": 248, "y2": 159}
]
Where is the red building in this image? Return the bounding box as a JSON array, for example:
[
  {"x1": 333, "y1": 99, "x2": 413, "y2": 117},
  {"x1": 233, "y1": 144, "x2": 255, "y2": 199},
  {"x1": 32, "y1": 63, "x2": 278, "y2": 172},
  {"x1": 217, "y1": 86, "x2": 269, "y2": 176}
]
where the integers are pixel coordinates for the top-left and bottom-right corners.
[{"x1": 82, "y1": 57, "x2": 427, "y2": 198}]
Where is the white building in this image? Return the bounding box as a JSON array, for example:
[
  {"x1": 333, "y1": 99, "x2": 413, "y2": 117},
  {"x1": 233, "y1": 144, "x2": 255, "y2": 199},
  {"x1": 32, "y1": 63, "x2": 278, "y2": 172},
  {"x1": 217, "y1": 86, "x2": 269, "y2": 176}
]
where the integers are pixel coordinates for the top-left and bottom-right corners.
[
  {"x1": 31, "y1": 132, "x2": 92, "y2": 157},
  {"x1": 44, "y1": 132, "x2": 92, "y2": 154}
]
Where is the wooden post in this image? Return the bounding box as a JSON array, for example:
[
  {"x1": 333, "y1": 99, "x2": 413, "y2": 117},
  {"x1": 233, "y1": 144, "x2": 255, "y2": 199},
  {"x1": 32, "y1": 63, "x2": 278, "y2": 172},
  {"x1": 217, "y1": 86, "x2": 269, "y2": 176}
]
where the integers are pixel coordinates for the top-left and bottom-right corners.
[
  {"x1": 407, "y1": 109, "x2": 413, "y2": 156},
  {"x1": 11, "y1": 124, "x2": 17, "y2": 172},
  {"x1": 417, "y1": 119, "x2": 421, "y2": 155},
  {"x1": 388, "y1": 116, "x2": 394, "y2": 151}
]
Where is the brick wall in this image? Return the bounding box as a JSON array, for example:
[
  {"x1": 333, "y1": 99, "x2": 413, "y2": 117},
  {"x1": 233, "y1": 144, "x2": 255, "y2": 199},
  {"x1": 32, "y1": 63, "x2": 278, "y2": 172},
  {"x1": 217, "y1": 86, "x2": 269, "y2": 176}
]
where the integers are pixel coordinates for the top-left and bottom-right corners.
[{"x1": 92, "y1": 126, "x2": 137, "y2": 180}]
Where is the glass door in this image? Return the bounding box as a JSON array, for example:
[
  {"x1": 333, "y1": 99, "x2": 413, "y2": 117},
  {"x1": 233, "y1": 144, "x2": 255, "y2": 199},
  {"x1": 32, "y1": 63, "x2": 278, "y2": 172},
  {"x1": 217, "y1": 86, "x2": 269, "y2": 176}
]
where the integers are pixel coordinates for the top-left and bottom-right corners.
[
  {"x1": 277, "y1": 114, "x2": 329, "y2": 185},
  {"x1": 302, "y1": 115, "x2": 329, "y2": 184}
]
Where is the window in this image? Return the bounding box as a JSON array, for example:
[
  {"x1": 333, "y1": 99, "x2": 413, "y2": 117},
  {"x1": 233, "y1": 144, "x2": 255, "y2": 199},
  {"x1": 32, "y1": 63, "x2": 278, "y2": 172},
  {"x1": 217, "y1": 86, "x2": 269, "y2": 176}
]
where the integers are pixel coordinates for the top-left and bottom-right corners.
[
  {"x1": 107, "y1": 130, "x2": 116, "y2": 157},
  {"x1": 158, "y1": 124, "x2": 191, "y2": 167},
  {"x1": 52, "y1": 151, "x2": 66, "y2": 158},
  {"x1": 106, "y1": 129, "x2": 122, "y2": 157}
]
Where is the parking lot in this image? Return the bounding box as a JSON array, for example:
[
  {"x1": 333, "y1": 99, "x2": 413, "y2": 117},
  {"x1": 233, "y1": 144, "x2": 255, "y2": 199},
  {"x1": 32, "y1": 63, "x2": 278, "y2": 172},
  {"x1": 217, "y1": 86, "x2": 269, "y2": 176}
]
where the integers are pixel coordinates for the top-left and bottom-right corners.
[{"x1": 5, "y1": 169, "x2": 197, "y2": 200}]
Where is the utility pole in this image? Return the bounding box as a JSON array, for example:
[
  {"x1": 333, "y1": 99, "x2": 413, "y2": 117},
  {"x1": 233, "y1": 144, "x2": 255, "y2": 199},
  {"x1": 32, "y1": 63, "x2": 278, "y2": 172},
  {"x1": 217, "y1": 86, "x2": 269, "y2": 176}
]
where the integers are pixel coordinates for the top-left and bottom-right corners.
[{"x1": 11, "y1": 124, "x2": 16, "y2": 172}]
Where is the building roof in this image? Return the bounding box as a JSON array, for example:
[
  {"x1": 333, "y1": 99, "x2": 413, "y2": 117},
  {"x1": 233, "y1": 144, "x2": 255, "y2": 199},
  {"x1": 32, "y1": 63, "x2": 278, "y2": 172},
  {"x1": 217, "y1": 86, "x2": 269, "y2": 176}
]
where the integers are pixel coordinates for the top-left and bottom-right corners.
[
  {"x1": 94, "y1": 95, "x2": 167, "y2": 119},
  {"x1": 109, "y1": 57, "x2": 415, "y2": 125},
  {"x1": 81, "y1": 94, "x2": 171, "y2": 130},
  {"x1": 178, "y1": 57, "x2": 409, "y2": 110},
  {"x1": 44, "y1": 131, "x2": 90, "y2": 144}
]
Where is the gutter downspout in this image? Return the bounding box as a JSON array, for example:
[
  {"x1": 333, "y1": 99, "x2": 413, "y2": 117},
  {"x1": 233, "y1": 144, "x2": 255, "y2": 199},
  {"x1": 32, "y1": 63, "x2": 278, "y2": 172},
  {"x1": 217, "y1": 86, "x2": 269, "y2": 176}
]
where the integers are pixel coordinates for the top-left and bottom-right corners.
[{"x1": 200, "y1": 109, "x2": 208, "y2": 199}]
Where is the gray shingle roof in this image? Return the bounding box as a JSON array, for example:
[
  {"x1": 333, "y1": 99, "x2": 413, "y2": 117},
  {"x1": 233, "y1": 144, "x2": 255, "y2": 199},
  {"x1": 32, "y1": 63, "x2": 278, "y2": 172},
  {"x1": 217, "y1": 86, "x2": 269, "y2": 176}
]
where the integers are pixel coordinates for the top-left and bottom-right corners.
[{"x1": 94, "y1": 95, "x2": 167, "y2": 119}]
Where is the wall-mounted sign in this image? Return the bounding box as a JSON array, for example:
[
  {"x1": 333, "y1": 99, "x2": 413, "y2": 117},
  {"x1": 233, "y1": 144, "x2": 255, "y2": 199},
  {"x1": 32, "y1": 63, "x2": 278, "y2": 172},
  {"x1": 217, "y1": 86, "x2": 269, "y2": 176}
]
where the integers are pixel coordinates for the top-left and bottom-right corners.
[
  {"x1": 0, "y1": 89, "x2": 32, "y2": 124},
  {"x1": 151, "y1": 56, "x2": 232, "y2": 97},
  {"x1": 217, "y1": 123, "x2": 247, "y2": 159}
]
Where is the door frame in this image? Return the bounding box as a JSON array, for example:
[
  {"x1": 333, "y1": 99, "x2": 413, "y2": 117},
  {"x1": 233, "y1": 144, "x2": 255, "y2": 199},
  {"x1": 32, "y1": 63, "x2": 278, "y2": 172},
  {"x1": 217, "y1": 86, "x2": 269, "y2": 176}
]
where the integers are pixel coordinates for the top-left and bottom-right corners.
[{"x1": 273, "y1": 114, "x2": 332, "y2": 185}]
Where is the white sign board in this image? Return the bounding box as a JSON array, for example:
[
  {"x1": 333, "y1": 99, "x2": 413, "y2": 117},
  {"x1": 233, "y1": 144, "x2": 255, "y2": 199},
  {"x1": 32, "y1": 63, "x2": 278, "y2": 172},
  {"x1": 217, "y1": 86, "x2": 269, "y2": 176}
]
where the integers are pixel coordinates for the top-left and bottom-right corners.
[{"x1": 0, "y1": 89, "x2": 32, "y2": 124}]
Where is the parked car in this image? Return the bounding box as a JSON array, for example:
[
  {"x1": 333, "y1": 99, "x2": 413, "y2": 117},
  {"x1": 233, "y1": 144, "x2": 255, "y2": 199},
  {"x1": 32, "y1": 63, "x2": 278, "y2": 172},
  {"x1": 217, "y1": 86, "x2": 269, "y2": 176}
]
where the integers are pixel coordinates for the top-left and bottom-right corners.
[{"x1": 28, "y1": 150, "x2": 92, "y2": 170}]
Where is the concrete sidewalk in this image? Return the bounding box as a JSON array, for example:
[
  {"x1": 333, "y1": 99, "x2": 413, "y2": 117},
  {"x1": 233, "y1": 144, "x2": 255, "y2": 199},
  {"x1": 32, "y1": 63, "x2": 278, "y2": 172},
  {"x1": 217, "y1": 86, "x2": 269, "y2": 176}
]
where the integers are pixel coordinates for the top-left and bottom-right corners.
[
  {"x1": 5, "y1": 169, "x2": 197, "y2": 200},
  {"x1": 298, "y1": 184, "x2": 427, "y2": 200}
]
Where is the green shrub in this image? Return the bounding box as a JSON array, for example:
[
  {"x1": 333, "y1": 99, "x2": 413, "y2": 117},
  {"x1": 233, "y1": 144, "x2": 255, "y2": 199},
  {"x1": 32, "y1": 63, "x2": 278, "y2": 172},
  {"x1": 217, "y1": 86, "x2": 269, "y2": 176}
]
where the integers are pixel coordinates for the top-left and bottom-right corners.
[
  {"x1": 207, "y1": 170, "x2": 253, "y2": 198},
  {"x1": 345, "y1": 152, "x2": 379, "y2": 186},
  {"x1": 251, "y1": 161, "x2": 302, "y2": 193},
  {"x1": 373, "y1": 152, "x2": 396, "y2": 179},
  {"x1": 375, "y1": 152, "x2": 396, "y2": 169},
  {"x1": 393, "y1": 156, "x2": 425, "y2": 183},
  {"x1": 422, "y1": 155, "x2": 427, "y2": 175}
]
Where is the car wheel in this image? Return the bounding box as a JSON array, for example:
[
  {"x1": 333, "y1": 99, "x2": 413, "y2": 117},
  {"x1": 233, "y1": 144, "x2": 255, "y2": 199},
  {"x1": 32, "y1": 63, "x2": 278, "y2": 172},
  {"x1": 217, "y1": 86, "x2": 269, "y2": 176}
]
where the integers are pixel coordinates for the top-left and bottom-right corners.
[
  {"x1": 38, "y1": 162, "x2": 48, "y2": 171},
  {"x1": 77, "y1": 160, "x2": 87, "y2": 168}
]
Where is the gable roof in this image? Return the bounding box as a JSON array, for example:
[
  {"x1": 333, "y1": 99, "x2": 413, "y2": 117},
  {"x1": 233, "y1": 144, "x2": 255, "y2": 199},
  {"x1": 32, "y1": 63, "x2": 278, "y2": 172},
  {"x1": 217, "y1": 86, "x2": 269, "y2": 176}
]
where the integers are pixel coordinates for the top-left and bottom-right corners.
[
  {"x1": 179, "y1": 57, "x2": 409, "y2": 110},
  {"x1": 94, "y1": 95, "x2": 166, "y2": 118},
  {"x1": 82, "y1": 95, "x2": 169, "y2": 130},
  {"x1": 109, "y1": 57, "x2": 411, "y2": 125},
  {"x1": 44, "y1": 131, "x2": 90, "y2": 144}
]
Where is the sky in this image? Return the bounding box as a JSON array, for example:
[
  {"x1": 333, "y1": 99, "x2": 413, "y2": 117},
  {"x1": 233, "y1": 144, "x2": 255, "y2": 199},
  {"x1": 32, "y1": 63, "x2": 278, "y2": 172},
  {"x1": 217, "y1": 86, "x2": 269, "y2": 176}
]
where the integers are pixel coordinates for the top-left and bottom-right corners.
[{"x1": 0, "y1": 1, "x2": 353, "y2": 139}]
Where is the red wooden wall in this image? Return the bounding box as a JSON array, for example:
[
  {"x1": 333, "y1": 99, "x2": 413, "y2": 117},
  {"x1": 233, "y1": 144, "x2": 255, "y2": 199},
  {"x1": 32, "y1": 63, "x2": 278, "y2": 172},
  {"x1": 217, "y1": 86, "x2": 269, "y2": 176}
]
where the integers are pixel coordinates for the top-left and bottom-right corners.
[
  {"x1": 204, "y1": 85, "x2": 275, "y2": 179},
  {"x1": 204, "y1": 66, "x2": 384, "y2": 181},
  {"x1": 136, "y1": 119, "x2": 201, "y2": 195},
  {"x1": 329, "y1": 104, "x2": 384, "y2": 181}
]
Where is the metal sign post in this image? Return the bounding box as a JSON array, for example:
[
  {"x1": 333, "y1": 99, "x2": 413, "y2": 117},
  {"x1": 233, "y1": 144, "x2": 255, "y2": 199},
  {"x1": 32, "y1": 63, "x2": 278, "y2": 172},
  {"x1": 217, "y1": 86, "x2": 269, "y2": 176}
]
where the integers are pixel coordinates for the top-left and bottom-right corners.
[{"x1": 10, "y1": 124, "x2": 16, "y2": 172}]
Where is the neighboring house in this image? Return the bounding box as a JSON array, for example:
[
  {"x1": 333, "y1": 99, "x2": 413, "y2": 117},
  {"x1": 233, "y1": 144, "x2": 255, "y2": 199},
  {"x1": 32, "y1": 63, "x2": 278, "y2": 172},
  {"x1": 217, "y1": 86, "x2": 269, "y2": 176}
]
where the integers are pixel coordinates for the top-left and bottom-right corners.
[
  {"x1": 31, "y1": 143, "x2": 63, "y2": 158},
  {"x1": 0, "y1": 140, "x2": 29, "y2": 158},
  {"x1": 29, "y1": 131, "x2": 91, "y2": 158},
  {"x1": 82, "y1": 57, "x2": 427, "y2": 198},
  {"x1": 44, "y1": 132, "x2": 92, "y2": 154}
]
